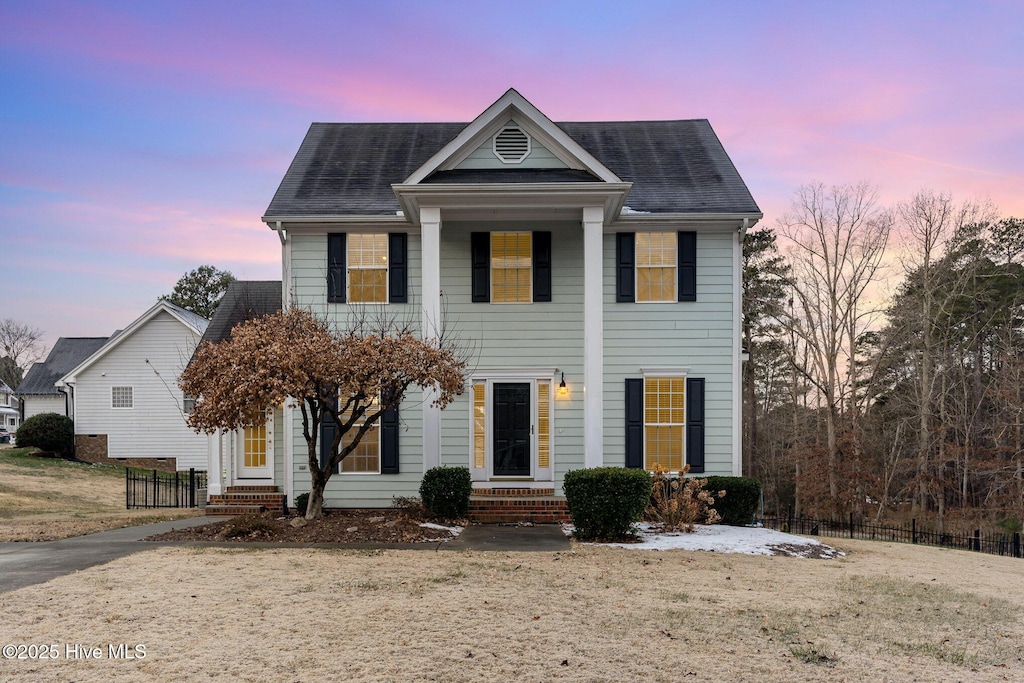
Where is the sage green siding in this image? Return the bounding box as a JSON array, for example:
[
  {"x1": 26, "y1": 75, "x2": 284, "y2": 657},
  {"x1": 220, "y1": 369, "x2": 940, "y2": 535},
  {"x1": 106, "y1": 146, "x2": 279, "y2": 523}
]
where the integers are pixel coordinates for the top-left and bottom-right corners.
[
  {"x1": 602, "y1": 231, "x2": 736, "y2": 475},
  {"x1": 288, "y1": 232, "x2": 424, "y2": 508},
  {"x1": 437, "y1": 222, "x2": 586, "y2": 490}
]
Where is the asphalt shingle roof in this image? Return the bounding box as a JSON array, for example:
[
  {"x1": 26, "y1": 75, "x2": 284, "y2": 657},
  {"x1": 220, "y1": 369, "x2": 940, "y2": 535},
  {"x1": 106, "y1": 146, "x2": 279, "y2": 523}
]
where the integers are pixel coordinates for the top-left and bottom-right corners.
[
  {"x1": 16, "y1": 338, "x2": 109, "y2": 396},
  {"x1": 199, "y1": 281, "x2": 282, "y2": 346},
  {"x1": 264, "y1": 120, "x2": 760, "y2": 218}
]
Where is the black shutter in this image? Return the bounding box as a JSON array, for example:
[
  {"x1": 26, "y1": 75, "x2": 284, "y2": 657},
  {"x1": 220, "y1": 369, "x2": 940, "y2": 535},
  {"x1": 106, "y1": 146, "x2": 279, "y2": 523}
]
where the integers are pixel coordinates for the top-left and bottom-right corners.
[
  {"x1": 678, "y1": 231, "x2": 697, "y2": 302},
  {"x1": 471, "y1": 232, "x2": 490, "y2": 302},
  {"x1": 532, "y1": 231, "x2": 552, "y2": 302},
  {"x1": 686, "y1": 377, "x2": 705, "y2": 473},
  {"x1": 319, "y1": 415, "x2": 337, "y2": 473},
  {"x1": 381, "y1": 405, "x2": 400, "y2": 473},
  {"x1": 388, "y1": 233, "x2": 408, "y2": 303},
  {"x1": 616, "y1": 233, "x2": 635, "y2": 302},
  {"x1": 327, "y1": 233, "x2": 346, "y2": 303},
  {"x1": 625, "y1": 378, "x2": 644, "y2": 468}
]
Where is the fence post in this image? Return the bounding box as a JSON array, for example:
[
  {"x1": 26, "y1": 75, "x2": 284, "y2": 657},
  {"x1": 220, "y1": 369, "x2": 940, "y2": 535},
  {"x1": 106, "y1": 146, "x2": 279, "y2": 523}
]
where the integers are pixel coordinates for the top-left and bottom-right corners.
[
  {"x1": 973, "y1": 529, "x2": 980, "y2": 552},
  {"x1": 125, "y1": 467, "x2": 130, "y2": 509},
  {"x1": 849, "y1": 512, "x2": 854, "y2": 539},
  {"x1": 912, "y1": 519, "x2": 917, "y2": 544},
  {"x1": 189, "y1": 468, "x2": 195, "y2": 508}
]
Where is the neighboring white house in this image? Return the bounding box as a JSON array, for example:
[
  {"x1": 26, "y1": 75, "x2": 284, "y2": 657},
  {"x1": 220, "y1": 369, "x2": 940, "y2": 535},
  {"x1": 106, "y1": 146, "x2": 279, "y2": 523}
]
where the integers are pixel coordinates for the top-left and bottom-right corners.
[
  {"x1": 209, "y1": 88, "x2": 761, "y2": 512},
  {"x1": 57, "y1": 301, "x2": 209, "y2": 471},
  {"x1": 16, "y1": 337, "x2": 109, "y2": 420},
  {"x1": 0, "y1": 380, "x2": 20, "y2": 434}
]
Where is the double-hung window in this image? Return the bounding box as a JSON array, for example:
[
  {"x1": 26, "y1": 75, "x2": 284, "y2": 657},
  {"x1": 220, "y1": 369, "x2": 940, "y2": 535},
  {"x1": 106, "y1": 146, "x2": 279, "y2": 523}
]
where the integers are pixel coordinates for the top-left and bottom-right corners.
[
  {"x1": 625, "y1": 375, "x2": 705, "y2": 473},
  {"x1": 616, "y1": 231, "x2": 697, "y2": 302},
  {"x1": 339, "y1": 399, "x2": 381, "y2": 474},
  {"x1": 347, "y1": 234, "x2": 388, "y2": 303},
  {"x1": 471, "y1": 231, "x2": 552, "y2": 303},
  {"x1": 327, "y1": 233, "x2": 408, "y2": 304}
]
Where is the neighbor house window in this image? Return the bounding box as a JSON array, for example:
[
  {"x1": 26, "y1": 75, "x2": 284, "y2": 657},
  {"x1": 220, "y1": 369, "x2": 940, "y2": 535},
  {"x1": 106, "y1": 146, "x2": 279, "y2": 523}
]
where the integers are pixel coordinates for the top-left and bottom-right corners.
[
  {"x1": 644, "y1": 377, "x2": 685, "y2": 471},
  {"x1": 636, "y1": 232, "x2": 677, "y2": 302},
  {"x1": 491, "y1": 232, "x2": 532, "y2": 302},
  {"x1": 111, "y1": 386, "x2": 134, "y2": 409},
  {"x1": 183, "y1": 395, "x2": 196, "y2": 414},
  {"x1": 347, "y1": 233, "x2": 388, "y2": 303}
]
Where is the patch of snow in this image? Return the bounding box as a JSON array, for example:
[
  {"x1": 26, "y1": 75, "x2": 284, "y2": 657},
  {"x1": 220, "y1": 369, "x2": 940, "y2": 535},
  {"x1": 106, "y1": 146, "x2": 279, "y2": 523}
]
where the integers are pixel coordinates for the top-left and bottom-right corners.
[
  {"x1": 420, "y1": 522, "x2": 463, "y2": 538},
  {"x1": 620, "y1": 205, "x2": 652, "y2": 215},
  {"x1": 563, "y1": 523, "x2": 844, "y2": 559}
]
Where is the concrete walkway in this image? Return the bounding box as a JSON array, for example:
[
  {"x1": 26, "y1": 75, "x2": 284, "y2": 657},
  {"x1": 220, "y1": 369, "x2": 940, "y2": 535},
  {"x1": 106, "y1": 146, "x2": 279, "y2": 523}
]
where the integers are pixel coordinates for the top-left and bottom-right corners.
[
  {"x1": 441, "y1": 523, "x2": 570, "y2": 552},
  {"x1": 0, "y1": 517, "x2": 213, "y2": 593},
  {"x1": 0, "y1": 519, "x2": 571, "y2": 594}
]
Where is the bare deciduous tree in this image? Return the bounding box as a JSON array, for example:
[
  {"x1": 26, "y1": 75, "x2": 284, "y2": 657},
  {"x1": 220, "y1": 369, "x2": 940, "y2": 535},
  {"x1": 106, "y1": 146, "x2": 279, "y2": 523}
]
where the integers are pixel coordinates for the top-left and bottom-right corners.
[
  {"x1": 778, "y1": 182, "x2": 893, "y2": 509},
  {"x1": 0, "y1": 319, "x2": 46, "y2": 385}
]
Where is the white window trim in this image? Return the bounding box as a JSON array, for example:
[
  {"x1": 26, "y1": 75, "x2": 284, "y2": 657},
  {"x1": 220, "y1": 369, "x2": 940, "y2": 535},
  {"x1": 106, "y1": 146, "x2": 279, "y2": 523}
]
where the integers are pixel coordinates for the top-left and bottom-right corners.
[
  {"x1": 346, "y1": 233, "x2": 389, "y2": 305},
  {"x1": 337, "y1": 396, "x2": 382, "y2": 476},
  {"x1": 468, "y1": 372, "x2": 555, "y2": 483},
  {"x1": 490, "y1": 231, "x2": 532, "y2": 304},
  {"x1": 635, "y1": 232, "x2": 678, "y2": 304},
  {"x1": 641, "y1": 373, "x2": 688, "y2": 472},
  {"x1": 111, "y1": 386, "x2": 134, "y2": 409}
]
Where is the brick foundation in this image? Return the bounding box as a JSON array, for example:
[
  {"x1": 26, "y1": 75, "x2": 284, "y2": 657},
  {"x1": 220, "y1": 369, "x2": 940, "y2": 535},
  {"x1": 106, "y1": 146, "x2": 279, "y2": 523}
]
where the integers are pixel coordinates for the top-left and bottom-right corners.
[
  {"x1": 74, "y1": 434, "x2": 177, "y2": 472},
  {"x1": 206, "y1": 486, "x2": 286, "y2": 516}
]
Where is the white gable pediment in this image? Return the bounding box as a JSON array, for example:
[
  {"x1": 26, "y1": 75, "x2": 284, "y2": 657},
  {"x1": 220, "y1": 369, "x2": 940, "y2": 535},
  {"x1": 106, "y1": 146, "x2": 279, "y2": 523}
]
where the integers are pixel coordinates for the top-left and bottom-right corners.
[{"x1": 403, "y1": 89, "x2": 621, "y2": 185}]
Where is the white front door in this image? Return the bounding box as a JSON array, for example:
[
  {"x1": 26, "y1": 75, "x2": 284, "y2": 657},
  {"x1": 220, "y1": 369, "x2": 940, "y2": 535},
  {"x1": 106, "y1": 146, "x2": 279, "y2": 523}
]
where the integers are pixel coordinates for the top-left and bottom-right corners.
[{"x1": 236, "y1": 414, "x2": 273, "y2": 480}]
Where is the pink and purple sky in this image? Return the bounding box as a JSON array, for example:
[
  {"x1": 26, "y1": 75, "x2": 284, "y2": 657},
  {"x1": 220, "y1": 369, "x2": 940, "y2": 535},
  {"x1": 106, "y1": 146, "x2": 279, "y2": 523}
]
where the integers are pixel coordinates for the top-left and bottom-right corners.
[{"x1": 2, "y1": 0, "x2": 1022, "y2": 354}]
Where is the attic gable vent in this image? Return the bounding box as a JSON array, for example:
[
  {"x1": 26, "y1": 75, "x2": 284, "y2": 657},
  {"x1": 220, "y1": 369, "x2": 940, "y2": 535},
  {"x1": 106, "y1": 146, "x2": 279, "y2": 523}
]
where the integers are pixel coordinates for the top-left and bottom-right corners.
[{"x1": 492, "y1": 125, "x2": 531, "y2": 164}]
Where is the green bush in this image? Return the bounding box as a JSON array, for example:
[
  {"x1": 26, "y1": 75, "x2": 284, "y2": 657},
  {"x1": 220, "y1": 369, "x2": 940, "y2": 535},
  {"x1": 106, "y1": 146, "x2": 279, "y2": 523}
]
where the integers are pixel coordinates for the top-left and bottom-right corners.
[
  {"x1": 293, "y1": 492, "x2": 310, "y2": 516},
  {"x1": 15, "y1": 413, "x2": 74, "y2": 456},
  {"x1": 563, "y1": 467, "x2": 653, "y2": 541},
  {"x1": 419, "y1": 466, "x2": 472, "y2": 520},
  {"x1": 704, "y1": 476, "x2": 761, "y2": 525}
]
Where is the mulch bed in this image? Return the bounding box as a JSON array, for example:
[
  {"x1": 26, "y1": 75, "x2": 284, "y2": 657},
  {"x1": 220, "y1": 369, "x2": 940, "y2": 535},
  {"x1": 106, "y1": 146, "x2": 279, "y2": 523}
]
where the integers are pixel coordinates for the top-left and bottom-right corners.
[{"x1": 146, "y1": 508, "x2": 460, "y2": 544}]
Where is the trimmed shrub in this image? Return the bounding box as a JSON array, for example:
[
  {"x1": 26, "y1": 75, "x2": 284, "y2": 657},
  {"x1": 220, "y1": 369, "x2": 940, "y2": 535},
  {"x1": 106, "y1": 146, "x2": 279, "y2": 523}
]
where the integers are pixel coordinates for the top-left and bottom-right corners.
[
  {"x1": 15, "y1": 413, "x2": 74, "y2": 456},
  {"x1": 293, "y1": 492, "x2": 310, "y2": 516},
  {"x1": 563, "y1": 467, "x2": 653, "y2": 541},
  {"x1": 419, "y1": 466, "x2": 472, "y2": 520},
  {"x1": 704, "y1": 476, "x2": 761, "y2": 525}
]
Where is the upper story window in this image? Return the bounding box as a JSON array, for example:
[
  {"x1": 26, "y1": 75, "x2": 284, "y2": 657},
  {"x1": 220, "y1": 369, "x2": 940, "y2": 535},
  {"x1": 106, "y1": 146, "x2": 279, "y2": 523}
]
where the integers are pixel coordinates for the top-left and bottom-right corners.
[
  {"x1": 348, "y1": 234, "x2": 388, "y2": 303},
  {"x1": 491, "y1": 232, "x2": 532, "y2": 303},
  {"x1": 471, "y1": 231, "x2": 551, "y2": 303},
  {"x1": 328, "y1": 233, "x2": 407, "y2": 305},
  {"x1": 112, "y1": 386, "x2": 133, "y2": 409},
  {"x1": 616, "y1": 231, "x2": 697, "y2": 303},
  {"x1": 636, "y1": 232, "x2": 677, "y2": 302}
]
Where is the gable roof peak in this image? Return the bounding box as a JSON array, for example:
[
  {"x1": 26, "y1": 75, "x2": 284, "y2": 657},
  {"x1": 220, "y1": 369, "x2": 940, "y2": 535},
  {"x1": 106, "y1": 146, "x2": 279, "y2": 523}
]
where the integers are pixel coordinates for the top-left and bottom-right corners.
[{"x1": 402, "y1": 88, "x2": 621, "y2": 186}]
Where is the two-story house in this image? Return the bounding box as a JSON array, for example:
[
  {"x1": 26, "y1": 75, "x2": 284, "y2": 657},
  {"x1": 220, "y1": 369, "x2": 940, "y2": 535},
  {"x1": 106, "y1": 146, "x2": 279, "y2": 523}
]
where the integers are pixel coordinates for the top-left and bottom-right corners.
[{"x1": 206, "y1": 89, "x2": 760, "y2": 517}]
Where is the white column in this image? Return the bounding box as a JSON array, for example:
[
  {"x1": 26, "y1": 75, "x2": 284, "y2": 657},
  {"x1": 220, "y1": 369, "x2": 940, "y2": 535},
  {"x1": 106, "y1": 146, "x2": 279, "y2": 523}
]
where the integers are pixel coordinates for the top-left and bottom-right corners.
[
  {"x1": 582, "y1": 206, "x2": 605, "y2": 468},
  {"x1": 283, "y1": 401, "x2": 294, "y2": 500},
  {"x1": 207, "y1": 430, "x2": 223, "y2": 496},
  {"x1": 421, "y1": 207, "x2": 442, "y2": 471}
]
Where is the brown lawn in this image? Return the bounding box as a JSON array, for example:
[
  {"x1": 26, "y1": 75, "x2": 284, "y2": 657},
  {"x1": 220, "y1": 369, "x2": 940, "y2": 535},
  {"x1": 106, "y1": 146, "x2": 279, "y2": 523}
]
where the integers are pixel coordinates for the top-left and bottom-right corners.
[{"x1": 1, "y1": 538, "x2": 1021, "y2": 682}]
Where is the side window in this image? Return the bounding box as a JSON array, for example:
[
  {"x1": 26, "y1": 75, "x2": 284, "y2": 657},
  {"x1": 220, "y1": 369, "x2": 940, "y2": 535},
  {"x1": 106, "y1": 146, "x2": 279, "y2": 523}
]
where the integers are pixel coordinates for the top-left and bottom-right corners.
[
  {"x1": 112, "y1": 386, "x2": 134, "y2": 409},
  {"x1": 347, "y1": 234, "x2": 388, "y2": 303},
  {"x1": 616, "y1": 231, "x2": 697, "y2": 303},
  {"x1": 327, "y1": 233, "x2": 408, "y2": 304}
]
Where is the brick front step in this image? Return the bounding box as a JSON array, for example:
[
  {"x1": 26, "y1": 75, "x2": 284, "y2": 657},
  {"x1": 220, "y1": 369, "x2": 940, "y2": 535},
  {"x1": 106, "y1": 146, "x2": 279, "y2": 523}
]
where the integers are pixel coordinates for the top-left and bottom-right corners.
[
  {"x1": 205, "y1": 486, "x2": 285, "y2": 516},
  {"x1": 472, "y1": 487, "x2": 555, "y2": 497},
  {"x1": 468, "y1": 495, "x2": 570, "y2": 524}
]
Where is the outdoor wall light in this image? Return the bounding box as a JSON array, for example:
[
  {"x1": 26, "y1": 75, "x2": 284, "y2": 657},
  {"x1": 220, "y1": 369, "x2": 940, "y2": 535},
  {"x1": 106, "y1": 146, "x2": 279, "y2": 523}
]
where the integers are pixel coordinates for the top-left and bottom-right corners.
[{"x1": 558, "y1": 372, "x2": 568, "y2": 397}]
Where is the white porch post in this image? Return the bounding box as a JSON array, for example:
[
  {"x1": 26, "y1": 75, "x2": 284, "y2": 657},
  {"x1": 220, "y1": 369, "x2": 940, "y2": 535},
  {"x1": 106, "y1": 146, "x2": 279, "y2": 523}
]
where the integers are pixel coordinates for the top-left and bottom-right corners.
[
  {"x1": 732, "y1": 227, "x2": 743, "y2": 476},
  {"x1": 207, "y1": 430, "x2": 223, "y2": 496},
  {"x1": 421, "y1": 207, "x2": 442, "y2": 471},
  {"x1": 582, "y1": 206, "x2": 605, "y2": 468}
]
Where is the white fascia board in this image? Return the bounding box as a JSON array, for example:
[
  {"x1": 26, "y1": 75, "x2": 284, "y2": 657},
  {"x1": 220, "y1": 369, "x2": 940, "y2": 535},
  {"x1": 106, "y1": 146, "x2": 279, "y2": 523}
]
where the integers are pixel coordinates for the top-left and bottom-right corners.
[
  {"x1": 262, "y1": 215, "x2": 413, "y2": 229},
  {"x1": 403, "y1": 89, "x2": 622, "y2": 185},
  {"x1": 393, "y1": 182, "x2": 631, "y2": 226},
  {"x1": 612, "y1": 212, "x2": 763, "y2": 232},
  {"x1": 273, "y1": 219, "x2": 416, "y2": 235}
]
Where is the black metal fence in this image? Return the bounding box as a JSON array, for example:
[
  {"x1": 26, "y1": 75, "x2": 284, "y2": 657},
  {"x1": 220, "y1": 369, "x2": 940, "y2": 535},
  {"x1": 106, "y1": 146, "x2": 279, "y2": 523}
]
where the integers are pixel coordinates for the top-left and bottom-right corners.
[
  {"x1": 761, "y1": 512, "x2": 1023, "y2": 559},
  {"x1": 125, "y1": 467, "x2": 207, "y2": 509}
]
